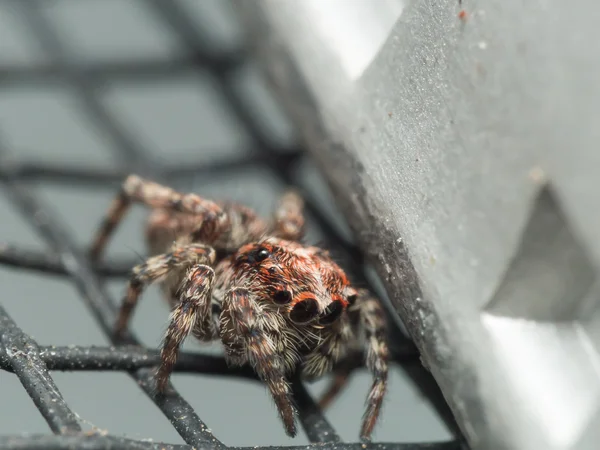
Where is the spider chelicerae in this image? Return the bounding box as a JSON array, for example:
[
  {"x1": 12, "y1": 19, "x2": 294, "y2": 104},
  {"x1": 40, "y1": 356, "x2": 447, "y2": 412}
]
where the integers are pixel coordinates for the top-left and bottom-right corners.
[{"x1": 89, "y1": 174, "x2": 390, "y2": 441}]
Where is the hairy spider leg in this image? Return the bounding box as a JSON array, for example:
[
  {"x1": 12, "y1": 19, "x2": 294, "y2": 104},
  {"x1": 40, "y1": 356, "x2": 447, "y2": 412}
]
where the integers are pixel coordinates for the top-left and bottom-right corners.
[
  {"x1": 115, "y1": 243, "x2": 215, "y2": 337},
  {"x1": 272, "y1": 190, "x2": 306, "y2": 241},
  {"x1": 89, "y1": 174, "x2": 228, "y2": 260},
  {"x1": 157, "y1": 264, "x2": 216, "y2": 392},
  {"x1": 353, "y1": 289, "x2": 389, "y2": 442},
  {"x1": 220, "y1": 287, "x2": 298, "y2": 437}
]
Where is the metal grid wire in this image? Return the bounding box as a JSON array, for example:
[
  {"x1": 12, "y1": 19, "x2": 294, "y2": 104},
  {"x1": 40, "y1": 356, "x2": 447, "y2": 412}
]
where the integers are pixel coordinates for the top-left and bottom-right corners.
[{"x1": 0, "y1": 1, "x2": 465, "y2": 449}]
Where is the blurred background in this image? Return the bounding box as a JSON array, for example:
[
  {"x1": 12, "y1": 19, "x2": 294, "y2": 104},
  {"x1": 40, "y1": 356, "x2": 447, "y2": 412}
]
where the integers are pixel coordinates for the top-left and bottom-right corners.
[{"x1": 0, "y1": 0, "x2": 452, "y2": 447}]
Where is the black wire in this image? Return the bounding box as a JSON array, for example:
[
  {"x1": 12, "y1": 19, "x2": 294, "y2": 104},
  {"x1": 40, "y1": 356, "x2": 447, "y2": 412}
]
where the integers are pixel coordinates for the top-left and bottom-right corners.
[
  {"x1": 0, "y1": 244, "x2": 135, "y2": 278},
  {"x1": 0, "y1": 434, "x2": 464, "y2": 450},
  {"x1": 0, "y1": 305, "x2": 81, "y2": 435},
  {"x1": 6, "y1": 150, "x2": 302, "y2": 185},
  {"x1": 291, "y1": 380, "x2": 340, "y2": 444},
  {"x1": 0, "y1": 345, "x2": 256, "y2": 379},
  {"x1": 0, "y1": 52, "x2": 244, "y2": 86},
  {"x1": 0, "y1": 333, "x2": 418, "y2": 379}
]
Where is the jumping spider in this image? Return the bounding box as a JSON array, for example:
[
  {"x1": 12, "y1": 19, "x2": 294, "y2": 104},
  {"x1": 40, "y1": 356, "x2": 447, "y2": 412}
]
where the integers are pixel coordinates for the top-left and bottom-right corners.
[{"x1": 89, "y1": 175, "x2": 389, "y2": 441}]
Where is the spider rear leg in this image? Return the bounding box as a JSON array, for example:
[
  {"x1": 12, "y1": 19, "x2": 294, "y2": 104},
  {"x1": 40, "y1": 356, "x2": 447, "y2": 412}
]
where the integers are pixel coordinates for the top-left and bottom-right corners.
[
  {"x1": 89, "y1": 187, "x2": 130, "y2": 261},
  {"x1": 114, "y1": 243, "x2": 216, "y2": 337},
  {"x1": 352, "y1": 289, "x2": 389, "y2": 442},
  {"x1": 272, "y1": 190, "x2": 305, "y2": 241},
  {"x1": 220, "y1": 287, "x2": 297, "y2": 437},
  {"x1": 157, "y1": 264, "x2": 216, "y2": 392},
  {"x1": 317, "y1": 369, "x2": 352, "y2": 410},
  {"x1": 89, "y1": 174, "x2": 228, "y2": 260}
]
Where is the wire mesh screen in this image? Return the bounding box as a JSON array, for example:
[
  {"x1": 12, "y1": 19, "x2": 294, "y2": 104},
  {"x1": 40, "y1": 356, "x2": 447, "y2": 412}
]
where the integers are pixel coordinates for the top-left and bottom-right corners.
[{"x1": 0, "y1": 1, "x2": 464, "y2": 449}]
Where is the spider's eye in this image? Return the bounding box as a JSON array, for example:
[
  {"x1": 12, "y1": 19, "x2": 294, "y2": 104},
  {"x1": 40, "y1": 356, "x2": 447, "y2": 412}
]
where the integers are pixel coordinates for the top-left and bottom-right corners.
[
  {"x1": 347, "y1": 293, "x2": 357, "y2": 305},
  {"x1": 318, "y1": 300, "x2": 344, "y2": 325},
  {"x1": 249, "y1": 247, "x2": 270, "y2": 263},
  {"x1": 256, "y1": 248, "x2": 270, "y2": 260},
  {"x1": 273, "y1": 290, "x2": 292, "y2": 305},
  {"x1": 289, "y1": 298, "x2": 319, "y2": 324}
]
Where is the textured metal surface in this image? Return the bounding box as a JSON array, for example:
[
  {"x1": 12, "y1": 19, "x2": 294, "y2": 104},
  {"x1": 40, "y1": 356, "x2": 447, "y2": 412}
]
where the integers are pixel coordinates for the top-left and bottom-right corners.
[
  {"x1": 0, "y1": 0, "x2": 458, "y2": 449},
  {"x1": 237, "y1": 1, "x2": 600, "y2": 450}
]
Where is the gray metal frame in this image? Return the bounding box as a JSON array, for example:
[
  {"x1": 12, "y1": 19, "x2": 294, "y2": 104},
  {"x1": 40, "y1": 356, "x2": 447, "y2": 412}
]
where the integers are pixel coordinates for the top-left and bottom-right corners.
[{"x1": 238, "y1": 2, "x2": 600, "y2": 449}]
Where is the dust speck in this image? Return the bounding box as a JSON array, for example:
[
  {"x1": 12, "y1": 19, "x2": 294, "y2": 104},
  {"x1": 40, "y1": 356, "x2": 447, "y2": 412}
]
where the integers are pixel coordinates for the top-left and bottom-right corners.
[{"x1": 528, "y1": 166, "x2": 546, "y2": 184}]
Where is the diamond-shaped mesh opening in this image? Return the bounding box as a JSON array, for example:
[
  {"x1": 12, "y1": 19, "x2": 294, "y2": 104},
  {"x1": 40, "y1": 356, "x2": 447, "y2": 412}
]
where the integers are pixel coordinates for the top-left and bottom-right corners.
[
  {"x1": 483, "y1": 185, "x2": 600, "y2": 449},
  {"x1": 0, "y1": 1, "x2": 464, "y2": 449}
]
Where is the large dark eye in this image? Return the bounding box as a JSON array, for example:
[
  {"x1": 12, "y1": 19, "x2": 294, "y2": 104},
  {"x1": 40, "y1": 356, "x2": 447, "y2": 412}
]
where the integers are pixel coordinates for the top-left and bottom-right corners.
[
  {"x1": 273, "y1": 290, "x2": 292, "y2": 305},
  {"x1": 290, "y1": 299, "x2": 319, "y2": 324},
  {"x1": 347, "y1": 293, "x2": 357, "y2": 305},
  {"x1": 248, "y1": 247, "x2": 270, "y2": 263},
  {"x1": 319, "y1": 301, "x2": 344, "y2": 325}
]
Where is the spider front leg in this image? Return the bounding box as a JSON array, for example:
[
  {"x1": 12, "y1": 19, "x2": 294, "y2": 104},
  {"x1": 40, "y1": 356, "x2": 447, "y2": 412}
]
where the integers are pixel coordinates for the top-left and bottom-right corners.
[
  {"x1": 89, "y1": 174, "x2": 228, "y2": 260},
  {"x1": 351, "y1": 289, "x2": 390, "y2": 442},
  {"x1": 114, "y1": 243, "x2": 216, "y2": 337},
  {"x1": 219, "y1": 287, "x2": 298, "y2": 437},
  {"x1": 157, "y1": 263, "x2": 216, "y2": 392}
]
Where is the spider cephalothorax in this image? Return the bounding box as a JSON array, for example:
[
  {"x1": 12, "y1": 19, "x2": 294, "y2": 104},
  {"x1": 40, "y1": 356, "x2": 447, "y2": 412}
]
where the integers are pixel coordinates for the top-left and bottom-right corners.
[
  {"x1": 89, "y1": 174, "x2": 389, "y2": 441},
  {"x1": 227, "y1": 239, "x2": 353, "y2": 325}
]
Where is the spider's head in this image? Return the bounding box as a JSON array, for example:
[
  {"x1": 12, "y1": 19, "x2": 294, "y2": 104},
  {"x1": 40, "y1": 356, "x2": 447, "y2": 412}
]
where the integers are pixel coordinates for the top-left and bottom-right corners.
[{"x1": 233, "y1": 237, "x2": 357, "y2": 327}]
